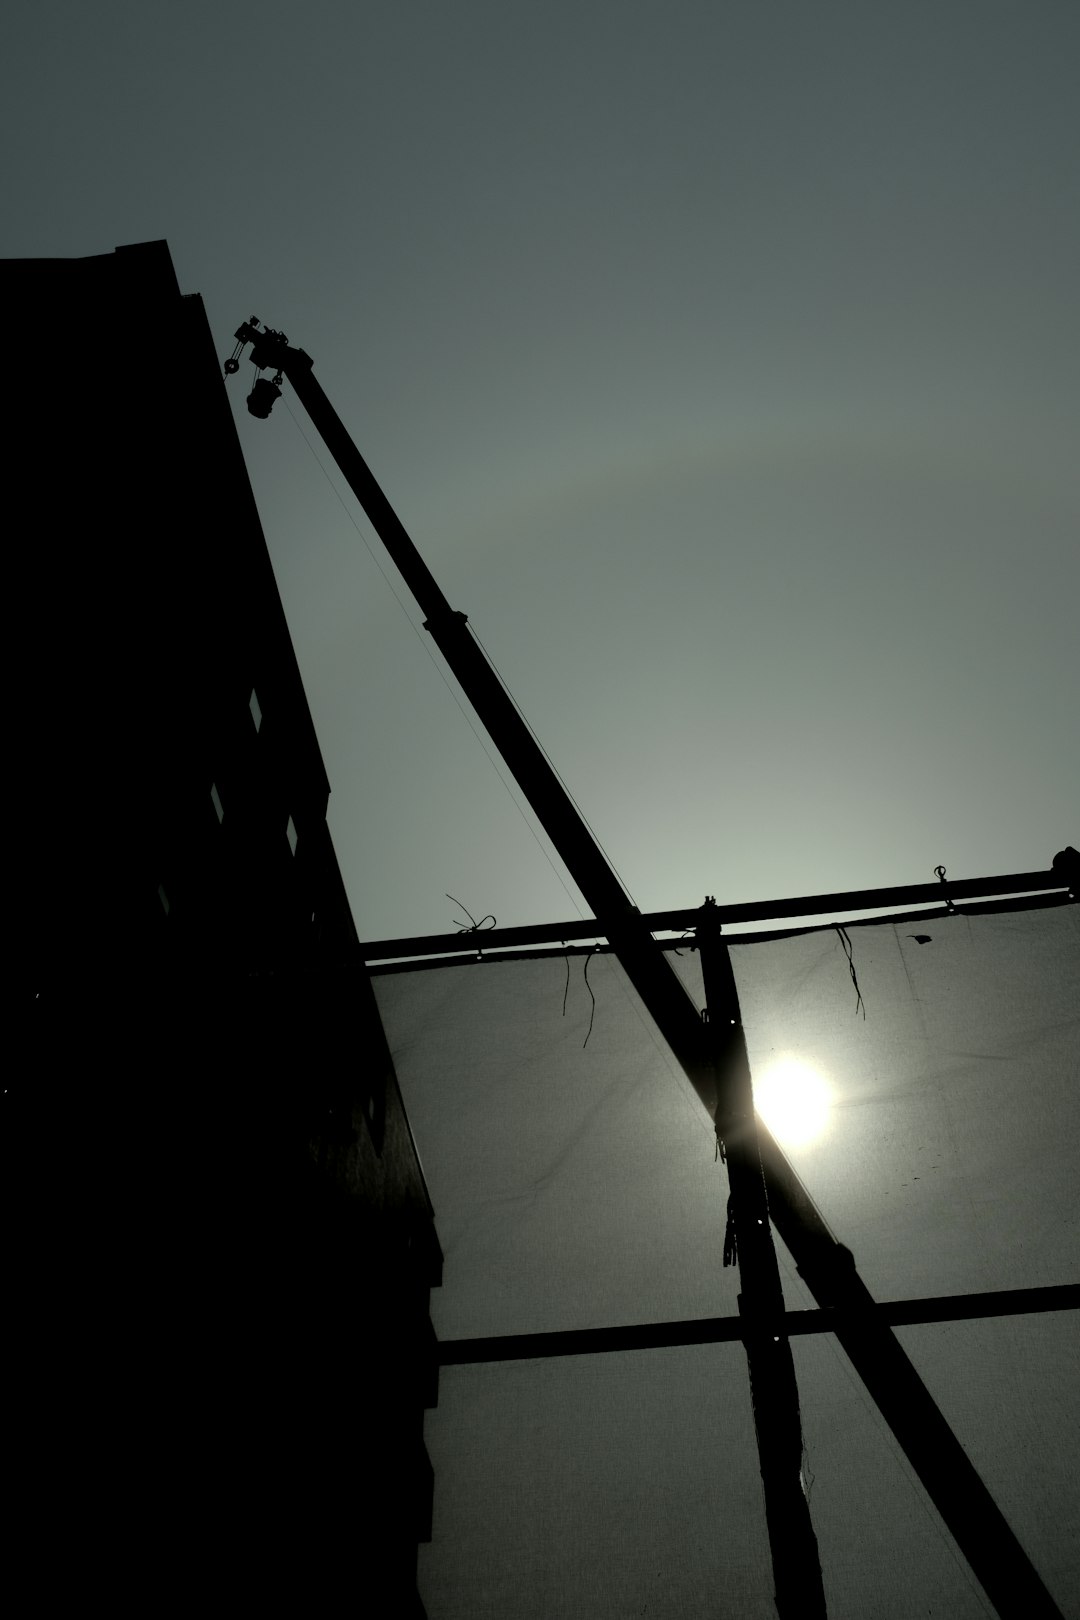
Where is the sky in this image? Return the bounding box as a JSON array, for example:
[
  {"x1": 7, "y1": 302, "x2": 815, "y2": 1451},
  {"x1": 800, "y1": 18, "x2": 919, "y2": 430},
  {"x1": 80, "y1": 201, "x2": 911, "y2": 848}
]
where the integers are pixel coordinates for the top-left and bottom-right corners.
[{"x1": 4, "y1": 1, "x2": 1077, "y2": 945}]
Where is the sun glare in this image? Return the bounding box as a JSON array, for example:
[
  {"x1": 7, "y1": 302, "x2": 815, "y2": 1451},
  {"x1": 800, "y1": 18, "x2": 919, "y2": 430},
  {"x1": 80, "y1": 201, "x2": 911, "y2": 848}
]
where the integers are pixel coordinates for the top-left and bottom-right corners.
[{"x1": 753, "y1": 1056, "x2": 832, "y2": 1148}]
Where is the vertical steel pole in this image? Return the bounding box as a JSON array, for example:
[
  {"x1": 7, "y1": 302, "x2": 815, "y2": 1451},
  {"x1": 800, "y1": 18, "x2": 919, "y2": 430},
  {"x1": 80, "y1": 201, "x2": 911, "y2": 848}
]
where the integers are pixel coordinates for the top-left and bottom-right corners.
[{"x1": 698, "y1": 905, "x2": 827, "y2": 1619}]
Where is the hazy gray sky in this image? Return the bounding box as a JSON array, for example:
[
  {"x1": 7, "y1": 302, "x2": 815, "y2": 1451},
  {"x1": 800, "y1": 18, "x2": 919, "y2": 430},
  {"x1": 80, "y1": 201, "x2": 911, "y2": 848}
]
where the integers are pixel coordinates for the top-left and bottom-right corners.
[{"x1": 5, "y1": 1, "x2": 1077, "y2": 941}]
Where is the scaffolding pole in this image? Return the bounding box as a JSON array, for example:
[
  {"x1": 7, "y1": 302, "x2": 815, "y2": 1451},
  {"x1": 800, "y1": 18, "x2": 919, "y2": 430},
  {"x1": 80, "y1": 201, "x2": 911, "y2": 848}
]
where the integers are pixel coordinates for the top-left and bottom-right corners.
[{"x1": 699, "y1": 910, "x2": 827, "y2": 1618}]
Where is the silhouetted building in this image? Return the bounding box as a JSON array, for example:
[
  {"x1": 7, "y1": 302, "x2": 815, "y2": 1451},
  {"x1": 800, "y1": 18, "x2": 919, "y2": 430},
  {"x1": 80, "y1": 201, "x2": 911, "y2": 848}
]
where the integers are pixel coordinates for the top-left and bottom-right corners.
[{"x1": 5, "y1": 241, "x2": 439, "y2": 1615}]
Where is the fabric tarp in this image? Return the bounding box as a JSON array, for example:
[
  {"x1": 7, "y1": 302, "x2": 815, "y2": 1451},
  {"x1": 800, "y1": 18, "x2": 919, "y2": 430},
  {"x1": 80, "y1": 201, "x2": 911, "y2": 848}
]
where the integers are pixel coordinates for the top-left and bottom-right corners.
[{"x1": 374, "y1": 905, "x2": 1079, "y2": 1617}]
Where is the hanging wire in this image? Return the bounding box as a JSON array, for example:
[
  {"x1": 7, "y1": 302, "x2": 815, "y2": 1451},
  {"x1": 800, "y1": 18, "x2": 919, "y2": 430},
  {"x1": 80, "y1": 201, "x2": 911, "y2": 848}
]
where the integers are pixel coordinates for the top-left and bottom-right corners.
[{"x1": 281, "y1": 399, "x2": 589, "y2": 921}]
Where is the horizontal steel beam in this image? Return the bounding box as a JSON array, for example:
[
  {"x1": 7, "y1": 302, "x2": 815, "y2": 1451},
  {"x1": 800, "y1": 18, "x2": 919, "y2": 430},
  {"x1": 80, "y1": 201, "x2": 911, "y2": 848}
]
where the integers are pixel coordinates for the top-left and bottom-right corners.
[
  {"x1": 362, "y1": 869, "x2": 1067, "y2": 961},
  {"x1": 439, "y1": 1283, "x2": 1080, "y2": 1365},
  {"x1": 367, "y1": 890, "x2": 1074, "y2": 975}
]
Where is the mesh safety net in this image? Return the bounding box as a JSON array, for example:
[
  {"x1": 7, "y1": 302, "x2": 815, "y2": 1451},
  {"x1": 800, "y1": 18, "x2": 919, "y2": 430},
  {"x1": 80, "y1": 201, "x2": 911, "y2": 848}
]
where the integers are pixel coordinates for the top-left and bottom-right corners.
[{"x1": 374, "y1": 904, "x2": 1079, "y2": 1618}]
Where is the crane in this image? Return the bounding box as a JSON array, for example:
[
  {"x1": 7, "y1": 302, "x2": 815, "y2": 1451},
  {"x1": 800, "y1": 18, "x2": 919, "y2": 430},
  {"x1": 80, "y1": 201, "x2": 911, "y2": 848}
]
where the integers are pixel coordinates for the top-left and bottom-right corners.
[{"x1": 223, "y1": 318, "x2": 1061, "y2": 1620}]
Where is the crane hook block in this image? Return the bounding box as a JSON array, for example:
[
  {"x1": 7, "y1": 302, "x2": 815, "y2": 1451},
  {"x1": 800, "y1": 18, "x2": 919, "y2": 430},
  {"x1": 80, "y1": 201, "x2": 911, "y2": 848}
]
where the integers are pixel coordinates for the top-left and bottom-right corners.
[{"x1": 247, "y1": 377, "x2": 282, "y2": 419}]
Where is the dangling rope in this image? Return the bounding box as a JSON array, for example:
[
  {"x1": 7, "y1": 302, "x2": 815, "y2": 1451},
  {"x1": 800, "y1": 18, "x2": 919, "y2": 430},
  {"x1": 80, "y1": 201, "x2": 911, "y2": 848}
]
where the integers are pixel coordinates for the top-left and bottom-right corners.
[
  {"x1": 559, "y1": 947, "x2": 599, "y2": 1045},
  {"x1": 934, "y1": 863, "x2": 958, "y2": 914},
  {"x1": 445, "y1": 894, "x2": 497, "y2": 934},
  {"x1": 835, "y1": 926, "x2": 866, "y2": 1019},
  {"x1": 582, "y1": 948, "x2": 598, "y2": 1048}
]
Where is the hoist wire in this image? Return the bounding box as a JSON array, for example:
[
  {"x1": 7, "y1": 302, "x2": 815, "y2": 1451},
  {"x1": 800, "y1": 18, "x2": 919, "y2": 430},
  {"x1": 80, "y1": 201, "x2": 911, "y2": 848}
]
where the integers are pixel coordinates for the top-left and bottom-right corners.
[
  {"x1": 280, "y1": 398, "x2": 588, "y2": 921},
  {"x1": 469, "y1": 622, "x2": 640, "y2": 912}
]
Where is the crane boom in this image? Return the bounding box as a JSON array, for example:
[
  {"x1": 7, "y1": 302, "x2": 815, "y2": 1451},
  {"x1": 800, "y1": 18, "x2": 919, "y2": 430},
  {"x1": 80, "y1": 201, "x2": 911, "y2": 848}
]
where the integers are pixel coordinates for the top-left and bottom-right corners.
[{"x1": 223, "y1": 319, "x2": 1061, "y2": 1620}]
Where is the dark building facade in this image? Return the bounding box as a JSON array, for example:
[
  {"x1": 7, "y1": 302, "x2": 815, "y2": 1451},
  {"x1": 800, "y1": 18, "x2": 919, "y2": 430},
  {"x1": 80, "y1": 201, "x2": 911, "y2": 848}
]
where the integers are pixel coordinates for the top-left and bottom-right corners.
[{"x1": 6, "y1": 242, "x2": 439, "y2": 1614}]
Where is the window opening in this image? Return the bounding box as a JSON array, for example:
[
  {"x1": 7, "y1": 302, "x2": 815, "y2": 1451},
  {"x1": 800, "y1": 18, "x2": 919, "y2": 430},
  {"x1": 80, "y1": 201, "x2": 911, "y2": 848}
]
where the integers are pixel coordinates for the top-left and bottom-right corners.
[
  {"x1": 286, "y1": 814, "x2": 298, "y2": 856},
  {"x1": 249, "y1": 688, "x2": 262, "y2": 732},
  {"x1": 210, "y1": 782, "x2": 224, "y2": 823},
  {"x1": 158, "y1": 883, "x2": 170, "y2": 916}
]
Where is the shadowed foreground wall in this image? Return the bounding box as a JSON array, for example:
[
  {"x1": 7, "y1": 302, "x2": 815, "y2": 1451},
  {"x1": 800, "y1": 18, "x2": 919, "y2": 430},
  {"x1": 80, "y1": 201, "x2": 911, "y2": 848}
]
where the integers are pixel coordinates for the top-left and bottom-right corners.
[{"x1": 4, "y1": 241, "x2": 439, "y2": 1615}]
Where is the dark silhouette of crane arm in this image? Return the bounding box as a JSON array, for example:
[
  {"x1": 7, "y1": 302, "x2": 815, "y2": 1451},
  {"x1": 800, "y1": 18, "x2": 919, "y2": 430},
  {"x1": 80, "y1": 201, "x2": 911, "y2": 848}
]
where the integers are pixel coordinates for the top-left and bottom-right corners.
[{"x1": 227, "y1": 320, "x2": 720, "y2": 1108}]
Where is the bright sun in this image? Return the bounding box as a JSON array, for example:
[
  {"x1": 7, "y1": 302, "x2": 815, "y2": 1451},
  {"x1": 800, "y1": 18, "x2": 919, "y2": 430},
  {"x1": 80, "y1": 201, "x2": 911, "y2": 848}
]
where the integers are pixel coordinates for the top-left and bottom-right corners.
[{"x1": 753, "y1": 1056, "x2": 832, "y2": 1148}]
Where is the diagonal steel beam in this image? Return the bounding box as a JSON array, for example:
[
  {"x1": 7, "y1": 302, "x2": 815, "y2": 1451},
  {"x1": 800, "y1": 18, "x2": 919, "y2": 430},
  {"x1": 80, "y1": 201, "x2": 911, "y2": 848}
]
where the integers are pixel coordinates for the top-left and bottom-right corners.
[{"x1": 756, "y1": 1127, "x2": 1064, "y2": 1620}]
